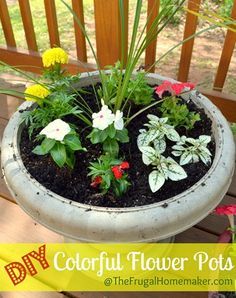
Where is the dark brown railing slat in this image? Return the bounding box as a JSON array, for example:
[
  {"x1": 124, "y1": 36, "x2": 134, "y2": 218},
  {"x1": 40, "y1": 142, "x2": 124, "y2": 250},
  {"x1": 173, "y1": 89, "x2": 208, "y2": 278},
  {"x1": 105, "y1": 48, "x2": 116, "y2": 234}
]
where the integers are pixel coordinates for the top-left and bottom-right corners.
[
  {"x1": 44, "y1": 0, "x2": 60, "y2": 47},
  {"x1": 72, "y1": 0, "x2": 87, "y2": 62},
  {"x1": 94, "y1": 0, "x2": 128, "y2": 68},
  {"x1": 145, "y1": 0, "x2": 160, "y2": 72},
  {"x1": 178, "y1": 0, "x2": 201, "y2": 82},
  {"x1": 0, "y1": 0, "x2": 16, "y2": 47},
  {"x1": 213, "y1": 1, "x2": 236, "y2": 92},
  {"x1": 202, "y1": 89, "x2": 236, "y2": 122},
  {"x1": 18, "y1": 0, "x2": 38, "y2": 51}
]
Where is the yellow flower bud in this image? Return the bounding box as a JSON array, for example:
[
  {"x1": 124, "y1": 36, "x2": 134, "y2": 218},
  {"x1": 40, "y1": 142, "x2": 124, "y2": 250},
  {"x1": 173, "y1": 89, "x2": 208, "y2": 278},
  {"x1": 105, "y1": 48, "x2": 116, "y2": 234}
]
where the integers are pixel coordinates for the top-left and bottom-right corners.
[
  {"x1": 25, "y1": 84, "x2": 50, "y2": 102},
  {"x1": 42, "y1": 47, "x2": 69, "y2": 67}
]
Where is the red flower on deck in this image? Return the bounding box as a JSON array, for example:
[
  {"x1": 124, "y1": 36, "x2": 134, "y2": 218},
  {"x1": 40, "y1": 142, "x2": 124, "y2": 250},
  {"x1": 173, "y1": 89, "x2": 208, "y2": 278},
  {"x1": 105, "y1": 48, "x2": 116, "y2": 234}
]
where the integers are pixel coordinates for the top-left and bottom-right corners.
[
  {"x1": 155, "y1": 81, "x2": 195, "y2": 98},
  {"x1": 91, "y1": 176, "x2": 103, "y2": 188},
  {"x1": 111, "y1": 161, "x2": 130, "y2": 180},
  {"x1": 214, "y1": 205, "x2": 236, "y2": 215}
]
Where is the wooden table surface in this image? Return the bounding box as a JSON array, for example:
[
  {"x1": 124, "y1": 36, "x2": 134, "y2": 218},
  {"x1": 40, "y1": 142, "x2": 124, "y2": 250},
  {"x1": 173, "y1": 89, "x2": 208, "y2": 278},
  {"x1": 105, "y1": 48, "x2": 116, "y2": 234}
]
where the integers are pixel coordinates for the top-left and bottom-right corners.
[{"x1": 0, "y1": 77, "x2": 235, "y2": 298}]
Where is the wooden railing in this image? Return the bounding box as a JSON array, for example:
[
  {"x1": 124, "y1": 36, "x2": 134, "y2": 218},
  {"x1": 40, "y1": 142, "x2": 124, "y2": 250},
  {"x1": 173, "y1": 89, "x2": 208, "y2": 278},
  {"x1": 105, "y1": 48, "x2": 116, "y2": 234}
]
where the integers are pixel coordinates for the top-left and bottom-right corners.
[{"x1": 0, "y1": 0, "x2": 236, "y2": 121}]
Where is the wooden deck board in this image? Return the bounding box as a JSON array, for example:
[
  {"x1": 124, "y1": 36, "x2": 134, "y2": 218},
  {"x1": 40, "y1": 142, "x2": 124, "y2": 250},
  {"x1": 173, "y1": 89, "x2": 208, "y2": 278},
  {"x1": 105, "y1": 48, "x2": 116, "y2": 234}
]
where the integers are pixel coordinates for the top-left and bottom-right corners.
[
  {"x1": 0, "y1": 196, "x2": 63, "y2": 243},
  {"x1": 0, "y1": 94, "x2": 22, "y2": 120}
]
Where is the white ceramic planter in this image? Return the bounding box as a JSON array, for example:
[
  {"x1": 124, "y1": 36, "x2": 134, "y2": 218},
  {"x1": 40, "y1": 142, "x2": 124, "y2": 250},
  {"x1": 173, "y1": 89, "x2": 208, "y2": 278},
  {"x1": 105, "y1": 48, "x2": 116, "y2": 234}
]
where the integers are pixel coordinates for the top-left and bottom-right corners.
[{"x1": 1, "y1": 72, "x2": 235, "y2": 242}]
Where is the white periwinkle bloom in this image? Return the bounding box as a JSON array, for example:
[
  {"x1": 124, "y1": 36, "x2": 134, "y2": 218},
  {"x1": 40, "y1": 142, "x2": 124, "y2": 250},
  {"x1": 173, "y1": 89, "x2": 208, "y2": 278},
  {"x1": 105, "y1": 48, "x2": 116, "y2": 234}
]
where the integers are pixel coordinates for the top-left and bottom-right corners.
[
  {"x1": 40, "y1": 119, "x2": 71, "y2": 141},
  {"x1": 92, "y1": 105, "x2": 115, "y2": 130},
  {"x1": 114, "y1": 110, "x2": 124, "y2": 130}
]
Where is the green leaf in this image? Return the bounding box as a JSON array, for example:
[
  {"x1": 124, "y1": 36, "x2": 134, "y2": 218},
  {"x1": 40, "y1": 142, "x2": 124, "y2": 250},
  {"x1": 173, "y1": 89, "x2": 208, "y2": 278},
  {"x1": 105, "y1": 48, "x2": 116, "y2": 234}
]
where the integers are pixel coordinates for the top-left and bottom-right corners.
[
  {"x1": 199, "y1": 152, "x2": 212, "y2": 165},
  {"x1": 231, "y1": 123, "x2": 236, "y2": 135},
  {"x1": 102, "y1": 174, "x2": 111, "y2": 189},
  {"x1": 180, "y1": 152, "x2": 193, "y2": 165},
  {"x1": 139, "y1": 146, "x2": 156, "y2": 165},
  {"x1": 171, "y1": 150, "x2": 182, "y2": 157},
  {"x1": 147, "y1": 114, "x2": 160, "y2": 122},
  {"x1": 32, "y1": 145, "x2": 48, "y2": 156},
  {"x1": 64, "y1": 134, "x2": 85, "y2": 151},
  {"x1": 103, "y1": 139, "x2": 119, "y2": 156},
  {"x1": 50, "y1": 143, "x2": 67, "y2": 168},
  {"x1": 139, "y1": 146, "x2": 156, "y2": 156},
  {"x1": 199, "y1": 135, "x2": 211, "y2": 144},
  {"x1": 88, "y1": 129, "x2": 108, "y2": 144},
  {"x1": 137, "y1": 132, "x2": 150, "y2": 148},
  {"x1": 32, "y1": 138, "x2": 56, "y2": 155},
  {"x1": 107, "y1": 125, "x2": 116, "y2": 139},
  {"x1": 115, "y1": 128, "x2": 129, "y2": 143},
  {"x1": 153, "y1": 138, "x2": 166, "y2": 153},
  {"x1": 149, "y1": 170, "x2": 165, "y2": 193},
  {"x1": 41, "y1": 138, "x2": 56, "y2": 153},
  {"x1": 146, "y1": 129, "x2": 160, "y2": 142},
  {"x1": 166, "y1": 128, "x2": 180, "y2": 142},
  {"x1": 65, "y1": 149, "x2": 75, "y2": 169},
  {"x1": 167, "y1": 161, "x2": 187, "y2": 181}
]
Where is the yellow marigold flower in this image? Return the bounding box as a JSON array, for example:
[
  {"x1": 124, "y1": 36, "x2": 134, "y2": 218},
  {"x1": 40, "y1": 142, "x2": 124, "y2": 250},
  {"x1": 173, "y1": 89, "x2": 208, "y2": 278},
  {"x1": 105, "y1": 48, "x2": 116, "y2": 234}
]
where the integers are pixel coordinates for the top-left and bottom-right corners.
[
  {"x1": 25, "y1": 84, "x2": 50, "y2": 102},
  {"x1": 42, "y1": 47, "x2": 69, "y2": 67}
]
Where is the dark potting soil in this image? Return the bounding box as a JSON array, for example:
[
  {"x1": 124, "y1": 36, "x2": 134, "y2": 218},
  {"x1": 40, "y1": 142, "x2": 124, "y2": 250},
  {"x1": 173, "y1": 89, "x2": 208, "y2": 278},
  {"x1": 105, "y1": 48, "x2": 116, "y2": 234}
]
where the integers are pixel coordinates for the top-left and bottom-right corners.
[{"x1": 20, "y1": 85, "x2": 215, "y2": 208}]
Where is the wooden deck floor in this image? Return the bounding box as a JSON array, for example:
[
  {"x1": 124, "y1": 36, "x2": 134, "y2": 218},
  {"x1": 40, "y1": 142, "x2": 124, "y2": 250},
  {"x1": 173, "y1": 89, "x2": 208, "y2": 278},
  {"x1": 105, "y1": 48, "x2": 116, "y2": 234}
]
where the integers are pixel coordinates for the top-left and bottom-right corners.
[{"x1": 0, "y1": 77, "x2": 235, "y2": 298}]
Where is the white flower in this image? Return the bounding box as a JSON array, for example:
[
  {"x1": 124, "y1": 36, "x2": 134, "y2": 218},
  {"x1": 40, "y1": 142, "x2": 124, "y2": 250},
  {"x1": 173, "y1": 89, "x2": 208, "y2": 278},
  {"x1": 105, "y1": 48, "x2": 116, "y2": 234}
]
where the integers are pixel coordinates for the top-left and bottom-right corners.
[
  {"x1": 40, "y1": 119, "x2": 71, "y2": 141},
  {"x1": 114, "y1": 110, "x2": 124, "y2": 130},
  {"x1": 92, "y1": 105, "x2": 115, "y2": 130}
]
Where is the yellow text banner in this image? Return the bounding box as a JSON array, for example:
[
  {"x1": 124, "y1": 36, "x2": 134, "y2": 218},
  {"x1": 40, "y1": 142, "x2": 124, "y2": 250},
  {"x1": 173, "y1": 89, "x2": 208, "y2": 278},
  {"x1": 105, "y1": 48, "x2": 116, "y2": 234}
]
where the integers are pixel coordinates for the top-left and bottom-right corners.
[{"x1": 0, "y1": 243, "x2": 235, "y2": 291}]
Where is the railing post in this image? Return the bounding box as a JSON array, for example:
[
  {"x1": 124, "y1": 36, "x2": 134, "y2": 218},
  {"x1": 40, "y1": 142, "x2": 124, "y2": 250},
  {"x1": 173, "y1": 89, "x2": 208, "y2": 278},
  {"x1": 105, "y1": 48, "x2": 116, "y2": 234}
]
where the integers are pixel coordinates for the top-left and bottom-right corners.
[
  {"x1": 44, "y1": 0, "x2": 60, "y2": 47},
  {"x1": 94, "y1": 0, "x2": 128, "y2": 68},
  {"x1": 178, "y1": 0, "x2": 201, "y2": 82},
  {"x1": 213, "y1": 0, "x2": 236, "y2": 92},
  {"x1": 145, "y1": 0, "x2": 159, "y2": 73},
  {"x1": 0, "y1": 0, "x2": 16, "y2": 47}
]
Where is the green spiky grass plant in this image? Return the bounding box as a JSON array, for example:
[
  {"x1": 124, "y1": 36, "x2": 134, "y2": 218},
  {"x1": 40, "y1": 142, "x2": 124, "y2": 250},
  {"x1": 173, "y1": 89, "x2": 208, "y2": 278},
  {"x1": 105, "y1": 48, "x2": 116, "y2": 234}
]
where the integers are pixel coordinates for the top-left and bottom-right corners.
[{"x1": 59, "y1": 0, "x2": 236, "y2": 124}]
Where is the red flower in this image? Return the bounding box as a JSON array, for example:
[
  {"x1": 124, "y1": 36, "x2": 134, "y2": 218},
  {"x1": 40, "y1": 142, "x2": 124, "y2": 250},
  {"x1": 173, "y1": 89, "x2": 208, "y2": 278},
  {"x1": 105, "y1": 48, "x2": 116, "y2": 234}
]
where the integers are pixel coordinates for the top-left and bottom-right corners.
[
  {"x1": 112, "y1": 166, "x2": 123, "y2": 179},
  {"x1": 120, "y1": 161, "x2": 130, "y2": 169},
  {"x1": 155, "y1": 81, "x2": 172, "y2": 98},
  {"x1": 111, "y1": 161, "x2": 130, "y2": 180},
  {"x1": 155, "y1": 81, "x2": 195, "y2": 98},
  {"x1": 183, "y1": 82, "x2": 195, "y2": 90},
  {"x1": 214, "y1": 205, "x2": 236, "y2": 215},
  {"x1": 91, "y1": 176, "x2": 103, "y2": 188}
]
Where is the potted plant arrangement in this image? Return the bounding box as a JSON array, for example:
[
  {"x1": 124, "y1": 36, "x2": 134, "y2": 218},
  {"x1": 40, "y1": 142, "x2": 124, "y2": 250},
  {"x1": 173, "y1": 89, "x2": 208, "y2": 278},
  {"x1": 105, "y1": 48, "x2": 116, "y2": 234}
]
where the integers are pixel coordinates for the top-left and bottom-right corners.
[{"x1": 0, "y1": 0, "x2": 235, "y2": 242}]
